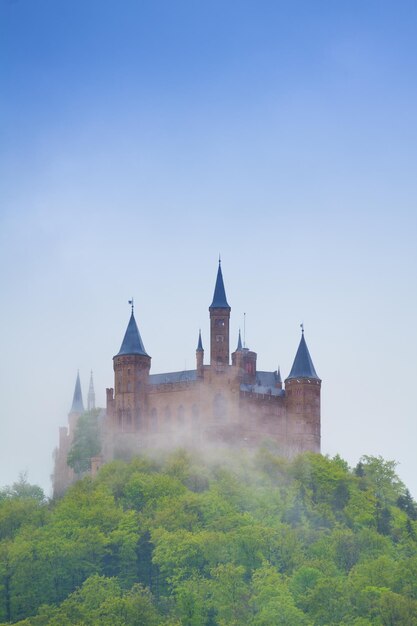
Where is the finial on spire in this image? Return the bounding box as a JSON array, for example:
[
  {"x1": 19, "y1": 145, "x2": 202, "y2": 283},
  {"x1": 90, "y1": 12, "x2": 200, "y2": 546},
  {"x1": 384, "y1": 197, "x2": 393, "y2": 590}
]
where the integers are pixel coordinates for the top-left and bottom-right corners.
[
  {"x1": 209, "y1": 259, "x2": 230, "y2": 309},
  {"x1": 128, "y1": 298, "x2": 134, "y2": 313},
  {"x1": 287, "y1": 329, "x2": 320, "y2": 380},
  {"x1": 116, "y1": 307, "x2": 149, "y2": 357},
  {"x1": 219, "y1": 253, "x2": 221, "y2": 265},
  {"x1": 300, "y1": 322, "x2": 304, "y2": 334}
]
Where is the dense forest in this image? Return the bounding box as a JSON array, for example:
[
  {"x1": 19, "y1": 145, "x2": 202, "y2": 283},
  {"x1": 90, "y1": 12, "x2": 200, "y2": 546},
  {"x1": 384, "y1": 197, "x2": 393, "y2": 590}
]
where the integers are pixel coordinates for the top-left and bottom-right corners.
[{"x1": 1, "y1": 446, "x2": 417, "y2": 625}]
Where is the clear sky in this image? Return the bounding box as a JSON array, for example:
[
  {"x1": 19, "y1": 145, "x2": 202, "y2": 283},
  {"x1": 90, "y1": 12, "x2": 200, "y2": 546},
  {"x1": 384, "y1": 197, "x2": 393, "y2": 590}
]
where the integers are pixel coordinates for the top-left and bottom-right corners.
[{"x1": 1, "y1": 0, "x2": 416, "y2": 497}]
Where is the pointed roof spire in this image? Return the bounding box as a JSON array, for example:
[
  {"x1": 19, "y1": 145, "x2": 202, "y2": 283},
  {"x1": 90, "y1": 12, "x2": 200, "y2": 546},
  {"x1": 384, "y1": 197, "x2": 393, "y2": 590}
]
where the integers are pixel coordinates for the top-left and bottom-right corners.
[
  {"x1": 276, "y1": 366, "x2": 282, "y2": 384},
  {"x1": 236, "y1": 329, "x2": 243, "y2": 351},
  {"x1": 197, "y1": 329, "x2": 204, "y2": 351},
  {"x1": 286, "y1": 328, "x2": 320, "y2": 380},
  {"x1": 116, "y1": 308, "x2": 149, "y2": 357},
  {"x1": 87, "y1": 370, "x2": 96, "y2": 411},
  {"x1": 70, "y1": 371, "x2": 84, "y2": 414},
  {"x1": 209, "y1": 258, "x2": 231, "y2": 309}
]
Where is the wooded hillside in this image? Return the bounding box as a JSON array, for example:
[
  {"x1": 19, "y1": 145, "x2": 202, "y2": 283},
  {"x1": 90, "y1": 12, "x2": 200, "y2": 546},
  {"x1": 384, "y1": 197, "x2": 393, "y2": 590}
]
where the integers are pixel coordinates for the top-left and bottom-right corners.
[{"x1": 1, "y1": 448, "x2": 417, "y2": 625}]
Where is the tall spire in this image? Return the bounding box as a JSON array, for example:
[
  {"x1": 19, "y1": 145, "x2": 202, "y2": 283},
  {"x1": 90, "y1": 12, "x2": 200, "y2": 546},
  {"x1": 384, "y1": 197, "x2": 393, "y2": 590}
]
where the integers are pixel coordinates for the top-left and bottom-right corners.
[
  {"x1": 197, "y1": 329, "x2": 204, "y2": 352},
  {"x1": 70, "y1": 371, "x2": 84, "y2": 414},
  {"x1": 236, "y1": 329, "x2": 243, "y2": 351},
  {"x1": 87, "y1": 370, "x2": 96, "y2": 411},
  {"x1": 287, "y1": 330, "x2": 320, "y2": 380},
  {"x1": 209, "y1": 259, "x2": 231, "y2": 310},
  {"x1": 116, "y1": 309, "x2": 149, "y2": 357}
]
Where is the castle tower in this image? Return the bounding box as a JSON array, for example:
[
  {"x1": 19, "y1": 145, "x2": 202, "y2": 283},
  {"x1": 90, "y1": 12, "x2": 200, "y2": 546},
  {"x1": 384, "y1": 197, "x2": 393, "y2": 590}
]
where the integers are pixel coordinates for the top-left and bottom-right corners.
[
  {"x1": 285, "y1": 328, "x2": 321, "y2": 453},
  {"x1": 68, "y1": 371, "x2": 84, "y2": 435},
  {"x1": 53, "y1": 372, "x2": 84, "y2": 497},
  {"x1": 209, "y1": 260, "x2": 231, "y2": 366},
  {"x1": 113, "y1": 304, "x2": 151, "y2": 433},
  {"x1": 87, "y1": 370, "x2": 96, "y2": 411},
  {"x1": 196, "y1": 330, "x2": 204, "y2": 378}
]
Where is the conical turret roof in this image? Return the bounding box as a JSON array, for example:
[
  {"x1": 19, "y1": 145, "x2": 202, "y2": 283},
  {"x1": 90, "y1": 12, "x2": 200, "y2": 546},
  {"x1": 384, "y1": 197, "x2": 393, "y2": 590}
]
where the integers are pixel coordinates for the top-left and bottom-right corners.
[
  {"x1": 287, "y1": 331, "x2": 320, "y2": 380},
  {"x1": 70, "y1": 371, "x2": 84, "y2": 413},
  {"x1": 197, "y1": 329, "x2": 204, "y2": 351},
  {"x1": 236, "y1": 329, "x2": 243, "y2": 351},
  {"x1": 210, "y1": 261, "x2": 231, "y2": 309},
  {"x1": 116, "y1": 311, "x2": 149, "y2": 357}
]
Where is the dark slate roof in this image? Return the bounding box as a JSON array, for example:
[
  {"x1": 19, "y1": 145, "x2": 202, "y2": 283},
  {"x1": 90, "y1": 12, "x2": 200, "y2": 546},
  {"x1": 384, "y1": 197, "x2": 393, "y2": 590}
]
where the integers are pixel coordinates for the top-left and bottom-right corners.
[
  {"x1": 70, "y1": 372, "x2": 84, "y2": 413},
  {"x1": 149, "y1": 370, "x2": 198, "y2": 385},
  {"x1": 236, "y1": 329, "x2": 242, "y2": 351},
  {"x1": 240, "y1": 371, "x2": 285, "y2": 397},
  {"x1": 209, "y1": 262, "x2": 231, "y2": 309},
  {"x1": 116, "y1": 312, "x2": 149, "y2": 357},
  {"x1": 197, "y1": 330, "x2": 204, "y2": 351},
  {"x1": 286, "y1": 332, "x2": 320, "y2": 380}
]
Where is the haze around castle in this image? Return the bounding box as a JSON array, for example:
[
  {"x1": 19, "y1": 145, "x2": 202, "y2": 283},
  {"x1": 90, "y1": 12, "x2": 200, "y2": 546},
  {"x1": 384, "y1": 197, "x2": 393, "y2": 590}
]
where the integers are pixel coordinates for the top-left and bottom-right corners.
[{"x1": 0, "y1": 1, "x2": 417, "y2": 497}]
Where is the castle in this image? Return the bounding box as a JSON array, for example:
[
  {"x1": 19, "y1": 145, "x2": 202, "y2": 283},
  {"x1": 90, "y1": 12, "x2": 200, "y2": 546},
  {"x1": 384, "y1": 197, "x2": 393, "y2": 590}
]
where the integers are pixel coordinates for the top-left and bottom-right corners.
[{"x1": 53, "y1": 261, "x2": 321, "y2": 496}]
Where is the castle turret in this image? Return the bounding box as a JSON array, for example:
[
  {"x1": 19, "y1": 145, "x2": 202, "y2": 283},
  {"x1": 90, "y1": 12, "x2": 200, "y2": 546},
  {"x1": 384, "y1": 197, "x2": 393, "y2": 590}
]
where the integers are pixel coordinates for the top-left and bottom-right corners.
[
  {"x1": 285, "y1": 328, "x2": 321, "y2": 453},
  {"x1": 231, "y1": 330, "x2": 243, "y2": 362},
  {"x1": 232, "y1": 330, "x2": 243, "y2": 376},
  {"x1": 232, "y1": 330, "x2": 257, "y2": 384},
  {"x1": 275, "y1": 366, "x2": 282, "y2": 390},
  {"x1": 53, "y1": 372, "x2": 83, "y2": 497},
  {"x1": 196, "y1": 330, "x2": 204, "y2": 378},
  {"x1": 87, "y1": 370, "x2": 96, "y2": 411},
  {"x1": 209, "y1": 260, "x2": 231, "y2": 366},
  {"x1": 113, "y1": 304, "x2": 151, "y2": 433}
]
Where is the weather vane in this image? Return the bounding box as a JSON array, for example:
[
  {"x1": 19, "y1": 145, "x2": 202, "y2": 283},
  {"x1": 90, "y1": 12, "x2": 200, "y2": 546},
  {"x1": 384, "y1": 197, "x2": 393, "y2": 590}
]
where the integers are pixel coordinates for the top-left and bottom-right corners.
[{"x1": 128, "y1": 297, "x2": 134, "y2": 312}]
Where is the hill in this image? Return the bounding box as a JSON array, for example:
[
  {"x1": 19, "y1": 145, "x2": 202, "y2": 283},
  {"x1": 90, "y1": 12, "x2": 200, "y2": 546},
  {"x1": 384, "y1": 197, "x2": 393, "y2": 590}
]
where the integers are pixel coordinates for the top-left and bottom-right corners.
[{"x1": 1, "y1": 448, "x2": 417, "y2": 625}]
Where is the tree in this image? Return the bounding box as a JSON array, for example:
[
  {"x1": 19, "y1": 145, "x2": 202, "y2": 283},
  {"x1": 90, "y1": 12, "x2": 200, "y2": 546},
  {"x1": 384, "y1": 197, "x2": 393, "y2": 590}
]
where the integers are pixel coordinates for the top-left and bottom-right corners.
[
  {"x1": 0, "y1": 472, "x2": 45, "y2": 503},
  {"x1": 250, "y1": 562, "x2": 310, "y2": 625},
  {"x1": 67, "y1": 410, "x2": 101, "y2": 474}
]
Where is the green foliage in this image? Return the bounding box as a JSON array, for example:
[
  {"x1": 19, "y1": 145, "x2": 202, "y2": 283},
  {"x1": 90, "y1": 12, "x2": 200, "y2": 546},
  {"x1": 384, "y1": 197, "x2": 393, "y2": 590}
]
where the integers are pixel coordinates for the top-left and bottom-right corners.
[
  {"x1": 0, "y1": 473, "x2": 45, "y2": 504},
  {"x1": 67, "y1": 410, "x2": 101, "y2": 474},
  {"x1": 1, "y1": 448, "x2": 417, "y2": 625}
]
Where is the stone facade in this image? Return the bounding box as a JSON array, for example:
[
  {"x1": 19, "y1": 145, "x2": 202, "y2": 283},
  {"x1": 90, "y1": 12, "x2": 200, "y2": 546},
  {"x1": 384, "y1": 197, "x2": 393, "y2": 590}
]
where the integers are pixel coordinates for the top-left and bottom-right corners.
[{"x1": 53, "y1": 262, "x2": 321, "y2": 496}]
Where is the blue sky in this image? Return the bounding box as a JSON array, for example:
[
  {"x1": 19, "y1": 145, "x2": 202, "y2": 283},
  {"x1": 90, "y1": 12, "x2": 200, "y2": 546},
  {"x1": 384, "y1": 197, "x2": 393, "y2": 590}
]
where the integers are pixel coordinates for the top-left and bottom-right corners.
[{"x1": 1, "y1": 0, "x2": 417, "y2": 496}]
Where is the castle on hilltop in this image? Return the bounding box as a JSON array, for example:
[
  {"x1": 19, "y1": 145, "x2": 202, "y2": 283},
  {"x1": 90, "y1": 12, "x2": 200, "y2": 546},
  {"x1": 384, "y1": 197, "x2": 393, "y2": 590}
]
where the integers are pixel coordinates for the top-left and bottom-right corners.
[{"x1": 53, "y1": 261, "x2": 321, "y2": 496}]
